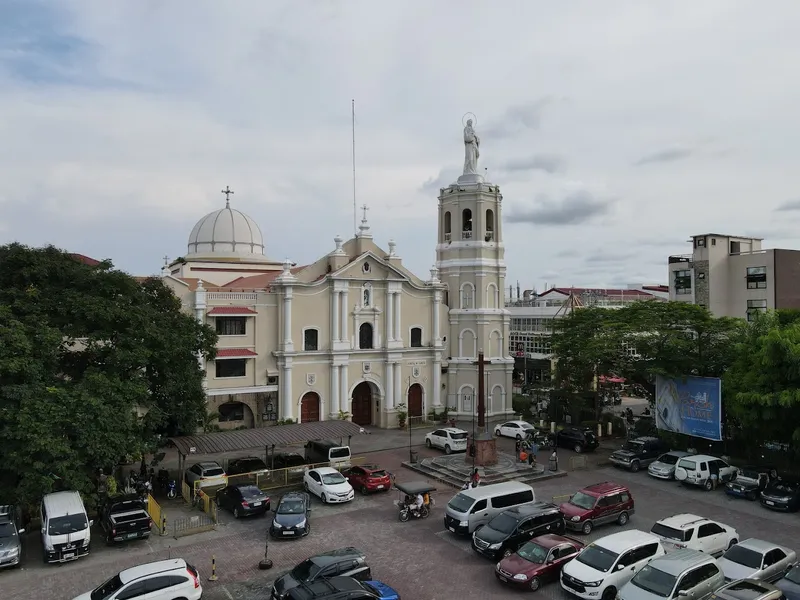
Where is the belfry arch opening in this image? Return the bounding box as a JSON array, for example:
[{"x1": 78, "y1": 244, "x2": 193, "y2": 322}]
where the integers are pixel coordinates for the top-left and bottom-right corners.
[
  {"x1": 462, "y1": 209, "x2": 473, "y2": 237},
  {"x1": 485, "y1": 209, "x2": 494, "y2": 241}
]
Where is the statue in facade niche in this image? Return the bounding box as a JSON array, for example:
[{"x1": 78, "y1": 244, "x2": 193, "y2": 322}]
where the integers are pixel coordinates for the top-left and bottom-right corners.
[{"x1": 463, "y1": 119, "x2": 480, "y2": 175}]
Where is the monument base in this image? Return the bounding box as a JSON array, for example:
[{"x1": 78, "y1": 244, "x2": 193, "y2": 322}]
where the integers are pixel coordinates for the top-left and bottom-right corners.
[{"x1": 467, "y1": 433, "x2": 498, "y2": 467}]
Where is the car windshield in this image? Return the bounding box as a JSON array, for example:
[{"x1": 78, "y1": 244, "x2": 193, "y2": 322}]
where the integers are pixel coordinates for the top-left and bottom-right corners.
[
  {"x1": 448, "y1": 493, "x2": 474, "y2": 513},
  {"x1": 723, "y1": 545, "x2": 764, "y2": 568},
  {"x1": 630, "y1": 565, "x2": 677, "y2": 598},
  {"x1": 237, "y1": 460, "x2": 265, "y2": 471},
  {"x1": 91, "y1": 574, "x2": 124, "y2": 600},
  {"x1": 0, "y1": 522, "x2": 16, "y2": 538},
  {"x1": 367, "y1": 470, "x2": 387, "y2": 478},
  {"x1": 569, "y1": 491, "x2": 596, "y2": 510},
  {"x1": 278, "y1": 499, "x2": 306, "y2": 514},
  {"x1": 657, "y1": 454, "x2": 680, "y2": 466},
  {"x1": 203, "y1": 467, "x2": 224, "y2": 477},
  {"x1": 517, "y1": 542, "x2": 548, "y2": 564},
  {"x1": 784, "y1": 566, "x2": 800, "y2": 585},
  {"x1": 623, "y1": 441, "x2": 644, "y2": 452},
  {"x1": 278, "y1": 455, "x2": 305, "y2": 467},
  {"x1": 239, "y1": 486, "x2": 264, "y2": 500},
  {"x1": 650, "y1": 523, "x2": 685, "y2": 541},
  {"x1": 738, "y1": 469, "x2": 761, "y2": 480},
  {"x1": 48, "y1": 514, "x2": 88, "y2": 536},
  {"x1": 487, "y1": 514, "x2": 518, "y2": 534},
  {"x1": 322, "y1": 472, "x2": 346, "y2": 485},
  {"x1": 520, "y1": 423, "x2": 535, "y2": 430},
  {"x1": 576, "y1": 544, "x2": 619, "y2": 573},
  {"x1": 291, "y1": 559, "x2": 321, "y2": 581},
  {"x1": 450, "y1": 432, "x2": 468, "y2": 440},
  {"x1": 330, "y1": 448, "x2": 350, "y2": 459},
  {"x1": 678, "y1": 458, "x2": 696, "y2": 470}
]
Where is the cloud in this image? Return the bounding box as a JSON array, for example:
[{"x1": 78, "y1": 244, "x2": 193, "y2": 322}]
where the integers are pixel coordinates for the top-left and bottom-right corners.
[
  {"x1": 482, "y1": 98, "x2": 553, "y2": 139},
  {"x1": 774, "y1": 198, "x2": 800, "y2": 212},
  {"x1": 585, "y1": 251, "x2": 630, "y2": 264},
  {"x1": 507, "y1": 190, "x2": 615, "y2": 226},
  {"x1": 418, "y1": 167, "x2": 460, "y2": 193},
  {"x1": 633, "y1": 146, "x2": 694, "y2": 166},
  {"x1": 501, "y1": 154, "x2": 565, "y2": 174}
]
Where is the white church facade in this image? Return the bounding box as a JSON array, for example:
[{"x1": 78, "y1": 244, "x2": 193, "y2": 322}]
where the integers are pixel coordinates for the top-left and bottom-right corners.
[{"x1": 161, "y1": 123, "x2": 514, "y2": 429}]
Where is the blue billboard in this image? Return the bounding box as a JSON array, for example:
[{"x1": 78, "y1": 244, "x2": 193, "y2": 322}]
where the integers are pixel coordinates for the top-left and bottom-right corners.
[{"x1": 654, "y1": 375, "x2": 722, "y2": 441}]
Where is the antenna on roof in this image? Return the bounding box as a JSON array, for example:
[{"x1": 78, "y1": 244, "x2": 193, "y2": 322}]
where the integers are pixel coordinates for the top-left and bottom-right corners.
[{"x1": 351, "y1": 99, "x2": 357, "y2": 237}]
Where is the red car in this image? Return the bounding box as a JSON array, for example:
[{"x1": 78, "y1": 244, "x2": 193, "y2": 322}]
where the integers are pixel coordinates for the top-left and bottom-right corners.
[
  {"x1": 342, "y1": 465, "x2": 391, "y2": 495},
  {"x1": 559, "y1": 481, "x2": 634, "y2": 535},
  {"x1": 495, "y1": 534, "x2": 585, "y2": 591}
]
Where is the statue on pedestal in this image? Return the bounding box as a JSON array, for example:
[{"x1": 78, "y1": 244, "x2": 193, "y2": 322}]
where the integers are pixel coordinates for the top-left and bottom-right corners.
[{"x1": 463, "y1": 119, "x2": 480, "y2": 176}]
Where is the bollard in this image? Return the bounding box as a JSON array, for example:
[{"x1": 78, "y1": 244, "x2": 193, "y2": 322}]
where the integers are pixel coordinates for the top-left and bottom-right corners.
[
  {"x1": 161, "y1": 517, "x2": 167, "y2": 536},
  {"x1": 539, "y1": 419, "x2": 544, "y2": 428},
  {"x1": 550, "y1": 421, "x2": 556, "y2": 434},
  {"x1": 208, "y1": 555, "x2": 218, "y2": 581},
  {"x1": 597, "y1": 423, "x2": 602, "y2": 439},
  {"x1": 607, "y1": 421, "x2": 613, "y2": 436},
  {"x1": 259, "y1": 537, "x2": 273, "y2": 570}
]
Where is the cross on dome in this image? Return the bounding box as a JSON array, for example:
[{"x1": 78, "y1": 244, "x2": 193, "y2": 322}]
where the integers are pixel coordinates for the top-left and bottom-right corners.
[
  {"x1": 221, "y1": 186, "x2": 234, "y2": 207},
  {"x1": 357, "y1": 204, "x2": 372, "y2": 238}
]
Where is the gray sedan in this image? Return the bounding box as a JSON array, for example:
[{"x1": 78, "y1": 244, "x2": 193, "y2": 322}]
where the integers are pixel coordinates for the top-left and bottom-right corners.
[
  {"x1": 718, "y1": 538, "x2": 796, "y2": 582},
  {"x1": 647, "y1": 451, "x2": 690, "y2": 480}
]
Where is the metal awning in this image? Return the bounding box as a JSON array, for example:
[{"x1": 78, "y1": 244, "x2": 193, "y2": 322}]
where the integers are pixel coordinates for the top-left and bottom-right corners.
[
  {"x1": 169, "y1": 420, "x2": 365, "y2": 456},
  {"x1": 215, "y1": 348, "x2": 258, "y2": 359}
]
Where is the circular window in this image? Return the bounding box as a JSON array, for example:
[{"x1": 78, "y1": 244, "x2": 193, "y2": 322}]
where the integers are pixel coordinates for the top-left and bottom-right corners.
[{"x1": 363, "y1": 262, "x2": 370, "y2": 273}]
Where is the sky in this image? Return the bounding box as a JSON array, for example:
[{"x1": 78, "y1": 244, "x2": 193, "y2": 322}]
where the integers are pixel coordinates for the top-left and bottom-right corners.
[{"x1": 2, "y1": 1, "x2": 800, "y2": 293}]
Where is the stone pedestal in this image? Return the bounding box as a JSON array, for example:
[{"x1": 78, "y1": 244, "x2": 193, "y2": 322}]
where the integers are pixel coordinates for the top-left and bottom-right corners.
[{"x1": 467, "y1": 432, "x2": 498, "y2": 467}]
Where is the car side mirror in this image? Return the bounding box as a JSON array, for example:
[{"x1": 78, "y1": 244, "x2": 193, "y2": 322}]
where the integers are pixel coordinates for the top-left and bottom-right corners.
[
  {"x1": 548, "y1": 555, "x2": 556, "y2": 563},
  {"x1": 616, "y1": 563, "x2": 626, "y2": 571},
  {"x1": 89, "y1": 520, "x2": 94, "y2": 527},
  {"x1": 678, "y1": 590, "x2": 689, "y2": 597}
]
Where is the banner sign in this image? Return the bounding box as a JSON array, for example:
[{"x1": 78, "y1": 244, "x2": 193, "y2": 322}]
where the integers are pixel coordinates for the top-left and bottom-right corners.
[{"x1": 655, "y1": 375, "x2": 722, "y2": 441}]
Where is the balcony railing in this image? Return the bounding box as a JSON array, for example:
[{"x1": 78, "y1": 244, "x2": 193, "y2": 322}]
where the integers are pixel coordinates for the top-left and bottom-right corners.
[
  {"x1": 668, "y1": 254, "x2": 692, "y2": 264},
  {"x1": 444, "y1": 233, "x2": 452, "y2": 242},
  {"x1": 207, "y1": 292, "x2": 259, "y2": 300},
  {"x1": 462, "y1": 230, "x2": 472, "y2": 240}
]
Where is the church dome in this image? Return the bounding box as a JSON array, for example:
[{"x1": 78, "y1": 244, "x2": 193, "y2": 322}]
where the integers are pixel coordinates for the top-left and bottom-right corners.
[{"x1": 186, "y1": 202, "x2": 266, "y2": 260}]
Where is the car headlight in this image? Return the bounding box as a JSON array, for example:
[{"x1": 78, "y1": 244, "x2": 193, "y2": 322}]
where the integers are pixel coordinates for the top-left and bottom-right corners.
[
  {"x1": 83, "y1": 537, "x2": 90, "y2": 547},
  {"x1": 8, "y1": 546, "x2": 19, "y2": 556},
  {"x1": 571, "y1": 516, "x2": 581, "y2": 522},
  {"x1": 584, "y1": 580, "x2": 603, "y2": 587},
  {"x1": 513, "y1": 574, "x2": 528, "y2": 581},
  {"x1": 273, "y1": 522, "x2": 283, "y2": 529},
  {"x1": 44, "y1": 543, "x2": 54, "y2": 552},
  {"x1": 459, "y1": 520, "x2": 468, "y2": 527},
  {"x1": 297, "y1": 519, "x2": 306, "y2": 528},
  {"x1": 488, "y1": 543, "x2": 501, "y2": 550}
]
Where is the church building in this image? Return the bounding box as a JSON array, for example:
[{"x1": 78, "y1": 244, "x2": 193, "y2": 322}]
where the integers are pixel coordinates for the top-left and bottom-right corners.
[{"x1": 160, "y1": 123, "x2": 514, "y2": 429}]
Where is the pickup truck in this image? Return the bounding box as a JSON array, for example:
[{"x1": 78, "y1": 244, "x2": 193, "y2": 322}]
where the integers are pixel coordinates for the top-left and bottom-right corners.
[{"x1": 99, "y1": 494, "x2": 152, "y2": 544}]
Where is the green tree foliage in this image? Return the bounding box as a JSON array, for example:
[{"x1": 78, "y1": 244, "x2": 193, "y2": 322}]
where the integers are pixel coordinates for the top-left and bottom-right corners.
[{"x1": 0, "y1": 244, "x2": 217, "y2": 507}]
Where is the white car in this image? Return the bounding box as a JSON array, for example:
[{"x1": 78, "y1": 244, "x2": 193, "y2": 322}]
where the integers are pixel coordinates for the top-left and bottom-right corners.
[
  {"x1": 73, "y1": 558, "x2": 202, "y2": 600},
  {"x1": 494, "y1": 420, "x2": 536, "y2": 440},
  {"x1": 650, "y1": 514, "x2": 738, "y2": 558},
  {"x1": 425, "y1": 427, "x2": 468, "y2": 454},
  {"x1": 560, "y1": 530, "x2": 665, "y2": 600},
  {"x1": 184, "y1": 461, "x2": 227, "y2": 490},
  {"x1": 718, "y1": 539, "x2": 797, "y2": 583},
  {"x1": 303, "y1": 467, "x2": 354, "y2": 504},
  {"x1": 674, "y1": 455, "x2": 737, "y2": 490}
]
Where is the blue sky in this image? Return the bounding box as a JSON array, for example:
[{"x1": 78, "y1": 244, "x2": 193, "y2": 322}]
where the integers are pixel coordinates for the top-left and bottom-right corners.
[{"x1": 2, "y1": 1, "x2": 800, "y2": 291}]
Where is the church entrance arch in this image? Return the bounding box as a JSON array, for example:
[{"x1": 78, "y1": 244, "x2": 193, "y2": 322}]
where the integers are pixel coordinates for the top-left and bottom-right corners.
[
  {"x1": 407, "y1": 384, "x2": 423, "y2": 420},
  {"x1": 352, "y1": 382, "x2": 372, "y2": 426},
  {"x1": 300, "y1": 392, "x2": 320, "y2": 423}
]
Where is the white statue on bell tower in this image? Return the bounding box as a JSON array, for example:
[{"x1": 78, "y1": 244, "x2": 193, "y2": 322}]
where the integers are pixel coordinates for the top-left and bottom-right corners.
[{"x1": 463, "y1": 119, "x2": 480, "y2": 176}]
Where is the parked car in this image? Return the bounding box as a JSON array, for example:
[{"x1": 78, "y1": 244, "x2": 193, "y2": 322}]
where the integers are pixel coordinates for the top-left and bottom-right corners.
[
  {"x1": 425, "y1": 427, "x2": 468, "y2": 454},
  {"x1": 472, "y1": 502, "x2": 565, "y2": 560},
  {"x1": 647, "y1": 451, "x2": 691, "y2": 480},
  {"x1": 726, "y1": 466, "x2": 777, "y2": 501},
  {"x1": 284, "y1": 576, "x2": 400, "y2": 600},
  {"x1": 494, "y1": 420, "x2": 536, "y2": 440},
  {"x1": 269, "y1": 453, "x2": 308, "y2": 475},
  {"x1": 609, "y1": 437, "x2": 668, "y2": 472},
  {"x1": 0, "y1": 504, "x2": 25, "y2": 569},
  {"x1": 270, "y1": 492, "x2": 311, "y2": 539},
  {"x1": 674, "y1": 455, "x2": 737, "y2": 490},
  {"x1": 556, "y1": 427, "x2": 599, "y2": 454},
  {"x1": 650, "y1": 514, "x2": 738, "y2": 557},
  {"x1": 775, "y1": 565, "x2": 800, "y2": 600},
  {"x1": 72, "y1": 558, "x2": 202, "y2": 600},
  {"x1": 760, "y1": 479, "x2": 800, "y2": 512},
  {"x1": 98, "y1": 494, "x2": 152, "y2": 544},
  {"x1": 342, "y1": 465, "x2": 391, "y2": 495},
  {"x1": 303, "y1": 467, "x2": 354, "y2": 504},
  {"x1": 559, "y1": 482, "x2": 634, "y2": 535},
  {"x1": 215, "y1": 484, "x2": 270, "y2": 518},
  {"x1": 271, "y1": 548, "x2": 371, "y2": 600},
  {"x1": 718, "y1": 539, "x2": 796, "y2": 582},
  {"x1": 618, "y1": 548, "x2": 724, "y2": 600},
  {"x1": 713, "y1": 579, "x2": 785, "y2": 600},
  {"x1": 495, "y1": 533, "x2": 585, "y2": 592},
  {"x1": 226, "y1": 456, "x2": 269, "y2": 478},
  {"x1": 560, "y1": 530, "x2": 665, "y2": 600},
  {"x1": 184, "y1": 461, "x2": 227, "y2": 490}
]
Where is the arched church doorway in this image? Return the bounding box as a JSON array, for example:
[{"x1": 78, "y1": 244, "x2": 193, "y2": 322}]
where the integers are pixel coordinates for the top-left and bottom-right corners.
[
  {"x1": 300, "y1": 392, "x2": 320, "y2": 423},
  {"x1": 407, "y1": 384, "x2": 423, "y2": 420},
  {"x1": 352, "y1": 382, "x2": 372, "y2": 426}
]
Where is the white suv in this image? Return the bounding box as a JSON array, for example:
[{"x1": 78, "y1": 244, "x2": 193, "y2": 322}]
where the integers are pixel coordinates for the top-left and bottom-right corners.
[
  {"x1": 425, "y1": 427, "x2": 468, "y2": 454},
  {"x1": 650, "y1": 514, "x2": 738, "y2": 558},
  {"x1": 674, "y1": 455, "x2": 737, "y2": 490},
  {"x1": 73, "y1": 559, "x2": 202, "y2": 600},
  {"x1": 561, "y1": 530, "x2": 665, "y2": 600}
]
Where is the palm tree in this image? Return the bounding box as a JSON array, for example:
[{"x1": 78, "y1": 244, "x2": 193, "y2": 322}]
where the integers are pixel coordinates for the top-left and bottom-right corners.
[{"x1": 198, "y1": 411, "x2": 221, "y2": 433}]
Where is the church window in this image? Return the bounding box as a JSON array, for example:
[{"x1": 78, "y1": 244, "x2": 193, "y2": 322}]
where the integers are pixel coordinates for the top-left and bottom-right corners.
[
  {"x1": 363, "y1": 262, "x2": 371, "y2": 273},
  {"x1": 462, "y1": 209, "x2": 472, "y2": 232},
  {"x1": 460, "y1": 283, "x2": 474, "y2": 309},
  {"x1": 216, "y1": 359, "x2": 247, "y2": 378},
  {"x1": 485, "y1": 209, "x2": 495, "y2": 241},
  {"x1": 444, "y1": 211, "x2": 452, "y2": 240},
  {"x1": 359, "y1": 322, "x2": 374, "y2": 349},
  {"x1": 303, "y1": 328, "x2": 319, "y2": 351},
  {"x1": 216, "y1": 317, "x2": 246, "y2": 336},
  {"x1": 410, "y1": 327, "x2": 423, "y2": 348}
]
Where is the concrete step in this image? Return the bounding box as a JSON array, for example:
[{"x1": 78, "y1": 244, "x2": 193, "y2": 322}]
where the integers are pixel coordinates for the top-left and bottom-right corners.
[{"x1": 400, "y1": 460, "x2": 568, "y2": 490}]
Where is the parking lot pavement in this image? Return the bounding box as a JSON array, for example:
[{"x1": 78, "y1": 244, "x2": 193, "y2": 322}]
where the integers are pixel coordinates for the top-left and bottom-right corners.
[{"x1": 7, "y1": 455, "x2": 800, "y2": 600}]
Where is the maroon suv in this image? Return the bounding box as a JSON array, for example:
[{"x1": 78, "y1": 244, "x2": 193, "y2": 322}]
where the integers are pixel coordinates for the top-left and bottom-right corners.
[
  {"x1": 559, "y1": 482, "x2": 634, "y2": 535},
  {"x1": 495, "y1": 534, "x2": 585, "y2": 591}
]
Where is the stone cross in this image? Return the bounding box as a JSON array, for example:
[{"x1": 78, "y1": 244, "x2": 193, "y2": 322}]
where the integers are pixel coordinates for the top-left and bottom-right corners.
[
  {"x1": 472, "y1": 350, "x2": 492, "y2": 429},
  {"x1": 360, "y1": 204, "x2": 369, "y2": 221},
  {"x1": 221, "y1": 186, "x2": 234, "y2": 207}
]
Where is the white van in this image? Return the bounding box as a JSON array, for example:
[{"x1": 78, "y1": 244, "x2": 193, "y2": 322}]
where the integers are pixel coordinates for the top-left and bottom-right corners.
[
  {"x1": 304, "y1": 440, "x2": 351, "y2": 468},
  {"x1": 41, "y1": 491, "x2": 93, "y2": 564},
  {"x1": 444, "y1": 481, "x2": 536, "y2": 535}
]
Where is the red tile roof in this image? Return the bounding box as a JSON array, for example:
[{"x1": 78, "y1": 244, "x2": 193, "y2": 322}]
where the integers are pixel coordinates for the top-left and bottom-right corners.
[
  {"x1": 222, "y1": 266, "x2": 308, "y2": 290},
  {"x1": 539, "y1": 287, "x2": 654, "y2": 298},
  {"x1": 207, "y1": 306, "x2": 257, "y2": 315},
  {"x1": 642, "y1": 285, "x2": 669, "y2": 293},
  {"x1": 215, "y1": 348, "x2": 258, "y2": 358},
  {"x1": 69, "y1": 253, "x2": 101, "y2": 266}
]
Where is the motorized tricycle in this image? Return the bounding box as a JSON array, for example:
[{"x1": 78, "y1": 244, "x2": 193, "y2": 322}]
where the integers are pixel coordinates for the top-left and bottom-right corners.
[{"x1": 394, "y1": 481, "x2": 436, "y2": 522}]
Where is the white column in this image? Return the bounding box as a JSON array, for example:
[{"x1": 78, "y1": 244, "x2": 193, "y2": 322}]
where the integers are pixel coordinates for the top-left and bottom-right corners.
[
  {"x1": 433, "y1": 360, "x2": 442, "y2": 407},
  {"x1": 385, "y1": 361, "x2": 395, "y2": 410},
  {"x1": 432, "y1": 290, "x2": 441, "y2": 343},
  {"x1": 339, "y1": 365, "x2": 348, "y2": 415},
  {"x1": 340, "y1": 290, "x2": 348, "y2": 344},
  {"x1": 282, "y1": 365, "x2": 293, "y2": 420},
  {"x1": 283, "y1": 289, "x2": 293, "y2": 349},
  {"x1": 393, "y1": 293, "x2": 401, "y2": 341},
  {"x1": 393, "y1": 362, "x2": 402, "y2": 408},
  {"x1": 332, "y1": 291, "x2": 340, "y2": 342},
  {"x1": 386, "y1": 290, "x2": 394, "y2": 341},
  {"x1": 330, "y1": 363, "x2": 340, "y2": 417}
]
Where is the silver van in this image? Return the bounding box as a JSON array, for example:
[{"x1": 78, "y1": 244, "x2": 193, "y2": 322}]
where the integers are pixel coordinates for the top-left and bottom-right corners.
[
  {"x1": 619, "y1": 548, "x2": 725, "y2": 600},
  {"x1": 40, "y1": 491, "x2": 93, "y2": 564},
  {"x1": 444, "y1": 481, "x2": 536, "y2": 535}
]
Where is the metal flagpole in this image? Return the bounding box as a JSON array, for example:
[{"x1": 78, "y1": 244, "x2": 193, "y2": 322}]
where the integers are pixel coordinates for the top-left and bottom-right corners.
[{"x1": 351, "y1": 99, "x2": 357, "y2": 237}]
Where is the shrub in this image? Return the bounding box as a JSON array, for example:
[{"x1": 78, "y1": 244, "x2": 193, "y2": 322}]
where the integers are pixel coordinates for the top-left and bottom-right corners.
[{"x1": 512, "y1": 395, "x2": 533, "y2": 418}]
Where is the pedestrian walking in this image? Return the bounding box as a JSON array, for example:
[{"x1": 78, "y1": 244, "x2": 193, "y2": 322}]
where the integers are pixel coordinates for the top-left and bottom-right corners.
[
  {"x1": 515, "y1": 439, "x2": 522, "y2": 461},
  {"x1": 528, "y1": 440, "x2": 539, "y2": 467}
]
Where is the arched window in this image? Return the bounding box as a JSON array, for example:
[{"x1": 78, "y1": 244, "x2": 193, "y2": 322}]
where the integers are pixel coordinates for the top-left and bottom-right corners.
[
  {"x1": 359, "y1": 322, "x2": 373, "y2": 349},
  {"x1": 462, "y1": 209, "x2": 473, "y2": 239},
  {"x1": 485, "y1": 209, "x2": 494, "y2": 241},
  {"x1": 410, "y1": 327, "x2": 423, "y2": 347},
  {"x1": 303, "y1": 328, "x2": 319, "y2": 351},
  {"x1": 444, "y1": 211, "x2": 452, "y2": 238},
  {"x1": 460, "y1": 283, "x2": 474, "y2": 309},
  {"x1": 486, "y1": 284, "x2": 498, "y2": 309}
]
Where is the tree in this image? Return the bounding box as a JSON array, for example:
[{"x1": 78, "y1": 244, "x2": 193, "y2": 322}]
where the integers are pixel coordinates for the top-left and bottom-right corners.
[{"x1": 0, "y1": 244, "x2": 217, "y2": 508}]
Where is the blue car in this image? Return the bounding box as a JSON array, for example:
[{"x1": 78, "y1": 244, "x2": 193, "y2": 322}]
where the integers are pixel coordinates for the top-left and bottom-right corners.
[
  {"x1": 285, "y1": 576, "x2": 400, "y2": 599},
  {"x1": 363, "y1": 580, "x2": 401, "y2": 600}
]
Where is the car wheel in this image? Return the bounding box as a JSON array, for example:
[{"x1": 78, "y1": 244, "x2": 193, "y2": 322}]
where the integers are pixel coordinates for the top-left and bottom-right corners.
[
  {"x1": 602, "y1": 586, "x2": 617, "y2": 600},
  {"x1": 304, "y1": 523, "x2": 310, "y2": 536},
  {"x1": 728, "y1": 539, "x2": 738, "y2": 549},
  {"x1": 321, "y1": 494, "x2": 328, "y2": 504},
  {"x1": 425, "y1": 439, "x2": 432, "y2": 448},
  {"x1": 502, "y1": 548, "x2": 513, "y2": 558},
  {"x1": 515, "y1": 434, "x2": 523, "y2": 441},
  {"x1": 529, "y1": 576, "x2": 542, "y2": 591},
  {"x1": 617, "y1": 512, "x2": 629, "y2": 526},
  {"x1": 304, "y1": 481, "x2": 310, "y2": 491},
  {"x1": 445, "y1": 444, "x2": 452, "y2": 455},
  {"x1": 630, "y1": 461, "x2": 640, "y2": 473},
  {"x1": 361, "y1": 485, "x2": 369, "y2": 496},
  {"x1": 704, "y1": 479, "x2": 713, "y2": 491},
  {"x1": 233, "y1": 508, "x2": 240, "y2": 518},
  {"x1": 574, "y1": 444, "x2": 583, "y2": 454},
  {"x1": 582, "y1": 520, "x2": 594, "y2": 535},
  {"x1": 494, "y1": 428, "x2": 501, "y2": 436}
]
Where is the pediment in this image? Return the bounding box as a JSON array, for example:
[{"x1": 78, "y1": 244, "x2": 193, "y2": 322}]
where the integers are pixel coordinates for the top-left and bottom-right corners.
[{"x1": 331, "y1": 251, "x2": 411, "y2": 282}]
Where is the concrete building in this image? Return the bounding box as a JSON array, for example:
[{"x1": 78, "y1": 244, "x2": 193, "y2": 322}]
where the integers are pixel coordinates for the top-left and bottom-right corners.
[{"x1": 668, "y1": 233, "x2": 800, "y2": 320}]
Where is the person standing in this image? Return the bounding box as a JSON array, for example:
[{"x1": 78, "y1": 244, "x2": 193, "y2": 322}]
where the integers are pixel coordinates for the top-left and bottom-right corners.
[
  {"x1": 528, "y1": 440, "x2": 539, "y2": 468},
  {"x1": 515, "y1": 438, "x2": 522, "y2": 462}
]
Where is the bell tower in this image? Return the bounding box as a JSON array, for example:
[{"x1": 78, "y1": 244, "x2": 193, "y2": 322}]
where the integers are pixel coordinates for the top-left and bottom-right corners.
[{"x1": 436, "y1": 116, "x2": 513, "y2": 422}]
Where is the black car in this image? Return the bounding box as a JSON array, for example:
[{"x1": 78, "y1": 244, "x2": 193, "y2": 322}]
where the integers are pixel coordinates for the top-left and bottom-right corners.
[
  {"x1": 760, "y1": 479, "x2": 800, "y2": 512},
  {"x1": 471, "y1": 502, "x2": 565, "y2": 561},
  {"x1": 555, "y1": 427, "x2": 598, "y2": 454},
  {"x1": 270, "y1": 453, "x2": 308, "y2": 473},
  {"x1": 271, "y1": 547, "x2": 371, "y2": 600},
  {"x1": 726, "y1": 465, "x2": 777, "y2": 501},
  {"x1": 776, "y1": 565, "x2": 800, "y2": 600},
  {"x1": 270, "y1": 492, "x2": 311, "y2": 539},
  {"x1": 285, "y1": 576, "x2": 397, "y2": 600},
  {"x1": 609, "y1": 436, "x2": 667, "y2": 472},
  {"x1": 227, "y1": 456, "x2": 269, "y2": 477},
  {"x1": 215, "y1": 484, "x2": 270, "y2": 518}
]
